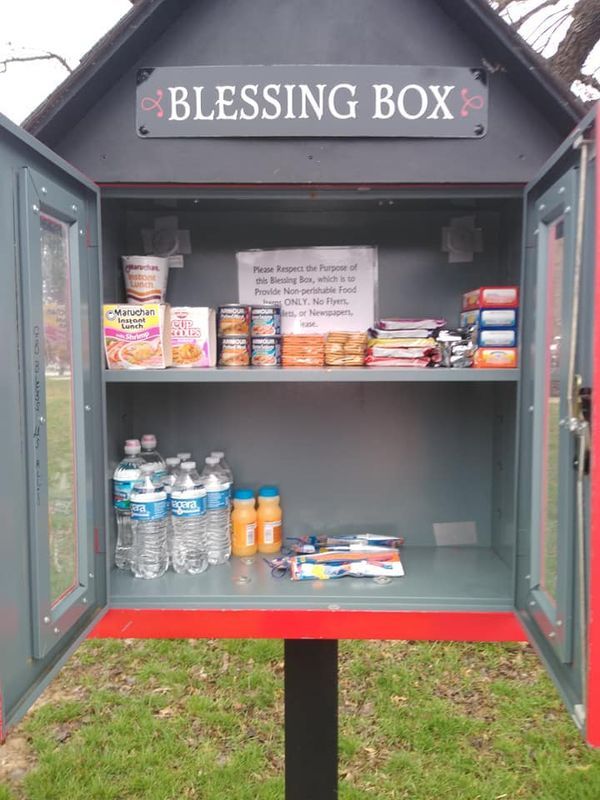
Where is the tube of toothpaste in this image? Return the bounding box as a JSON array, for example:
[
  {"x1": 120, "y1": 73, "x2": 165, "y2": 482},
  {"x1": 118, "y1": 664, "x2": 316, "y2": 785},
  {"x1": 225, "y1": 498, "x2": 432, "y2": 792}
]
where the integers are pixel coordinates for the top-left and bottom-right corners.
[{"x1": 291, "y1": 560, "x2": 405, "y2": 580}]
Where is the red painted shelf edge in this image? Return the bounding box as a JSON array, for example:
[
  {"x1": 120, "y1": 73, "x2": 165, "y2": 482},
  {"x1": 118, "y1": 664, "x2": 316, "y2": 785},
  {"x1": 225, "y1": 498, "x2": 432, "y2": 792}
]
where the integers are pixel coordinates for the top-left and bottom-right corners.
[{"x1": 89, "y1": 609, "x2": 526, "y2": 643}]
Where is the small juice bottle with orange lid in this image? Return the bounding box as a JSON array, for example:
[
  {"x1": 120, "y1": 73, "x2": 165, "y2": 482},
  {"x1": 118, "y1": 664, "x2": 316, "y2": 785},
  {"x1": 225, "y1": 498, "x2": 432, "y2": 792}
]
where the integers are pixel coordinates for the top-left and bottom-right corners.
[
  {"x1": 231, "y1": 489, "x2": 257, "y2": 557},
  {"x1": 257, "y1": 485, "x2": 282, "y2": 553}
]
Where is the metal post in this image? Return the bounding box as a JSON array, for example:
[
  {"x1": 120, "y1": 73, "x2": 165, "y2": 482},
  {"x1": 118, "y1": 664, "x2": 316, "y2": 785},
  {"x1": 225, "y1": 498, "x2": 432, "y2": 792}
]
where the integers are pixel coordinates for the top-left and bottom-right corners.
[{"x1": 284, "y1": 639, "x2": 338, "y2": 800}]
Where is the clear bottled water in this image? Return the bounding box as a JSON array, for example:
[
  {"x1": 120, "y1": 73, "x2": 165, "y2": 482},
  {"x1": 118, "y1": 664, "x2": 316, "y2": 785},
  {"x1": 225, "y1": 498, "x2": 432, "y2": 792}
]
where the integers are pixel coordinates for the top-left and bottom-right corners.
[
  {"x1": 201, "y1": 456, "x2": 231, "y2": 565},
  {"x1": 211, "y1": 451, "x2": 233, "y2": 485},
  {"x1": 141, "y1": 434, "x2": 167, "y2": 481},
  {"x1": 171, "y1": 461, "x2": 208, "y2": 575},
  {"x1": 210, "y1": 451, "x2": 233, "y2": 553},
  {"x1": 130, "y1": 463, "x2": 169, "y2": 579},
  {"x1": 164, "y1": 457, "x2": 181, "y2": 561},
  {"x1": 177, "y1": 451, "x2": 192, "y2": 464},
  {"x1": 113, "y1": 439, "x2": 143, "y2": 570}
]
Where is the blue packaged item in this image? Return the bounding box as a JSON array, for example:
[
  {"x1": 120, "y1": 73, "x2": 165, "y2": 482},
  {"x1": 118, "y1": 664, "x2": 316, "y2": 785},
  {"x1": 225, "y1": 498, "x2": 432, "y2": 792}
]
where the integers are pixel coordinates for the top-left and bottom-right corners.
[
  {"x1": 476, "y1": 328, "x2": 517, "y2": 347},
  {"x1": 461, "y1": 308, "x2": 518, "y2": 329}
]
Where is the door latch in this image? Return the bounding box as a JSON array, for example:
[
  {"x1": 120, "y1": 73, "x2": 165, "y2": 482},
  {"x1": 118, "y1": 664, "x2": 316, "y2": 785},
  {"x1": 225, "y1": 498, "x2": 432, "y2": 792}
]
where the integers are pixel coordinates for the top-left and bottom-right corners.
[{"x1": 572, "y1": 376, "x2": 591, "y2": 475}]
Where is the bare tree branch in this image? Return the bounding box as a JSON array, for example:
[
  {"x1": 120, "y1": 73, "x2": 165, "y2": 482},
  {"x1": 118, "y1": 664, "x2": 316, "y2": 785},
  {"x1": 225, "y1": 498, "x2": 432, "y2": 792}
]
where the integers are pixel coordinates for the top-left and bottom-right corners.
[
  {"x1": 576, "y1": 72, "x2": 600, "y2": 90},
  {"x1": 548, "y1": 0, "x2": 600, "y2": 86},
  {"x1": 527, "y1": 6, "x2": 571, "y2": 45},
  {"x1": 515, "y1": 0, "x2": 560, "y2": 30},
  {"x1": 491, "y1": 0, "x2": 600, "y2": 96},
  {"x1": 529, "y1": 9, "x2": 572, "y2": 49},
  {"x1": 494, "y1": 0, "x2": 516, "y2": 10},
  {"x1": 0, "y1": 51, "x2": 72, "y2": 75}
]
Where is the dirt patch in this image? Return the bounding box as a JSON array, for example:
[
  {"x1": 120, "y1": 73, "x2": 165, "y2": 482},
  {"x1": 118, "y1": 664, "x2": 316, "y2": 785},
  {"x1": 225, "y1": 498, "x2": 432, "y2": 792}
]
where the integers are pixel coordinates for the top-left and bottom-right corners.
[
  {"x1": 28, "y1": 682, "x2": 88, "y2": 714},
  {"x1": 0, "y1": 734, "x2": 36, "y2": 785}
]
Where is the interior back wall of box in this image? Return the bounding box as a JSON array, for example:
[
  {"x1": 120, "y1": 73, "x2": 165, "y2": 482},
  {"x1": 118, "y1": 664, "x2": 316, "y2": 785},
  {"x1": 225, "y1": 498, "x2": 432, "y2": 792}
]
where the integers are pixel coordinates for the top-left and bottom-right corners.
[{"x1": 101, "y1": 195, "x2": 521, "y2": 611}]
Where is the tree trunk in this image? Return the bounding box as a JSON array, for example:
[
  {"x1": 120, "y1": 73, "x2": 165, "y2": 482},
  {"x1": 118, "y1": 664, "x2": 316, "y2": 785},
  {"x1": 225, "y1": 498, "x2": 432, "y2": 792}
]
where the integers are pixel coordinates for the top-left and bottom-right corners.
[{"x1": 548, "y1": 0, "x2": 600, "y2": 86}]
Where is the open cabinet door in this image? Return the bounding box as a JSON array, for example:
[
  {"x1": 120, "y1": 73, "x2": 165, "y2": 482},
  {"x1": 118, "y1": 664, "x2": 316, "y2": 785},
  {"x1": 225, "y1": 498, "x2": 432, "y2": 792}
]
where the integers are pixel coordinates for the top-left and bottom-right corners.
[
  {"x1": 516, "y1": 103, "x2": 598, "y2": 743},
  {"x1": 0, "y1": 112, "x2": 107, "y2": 739}
]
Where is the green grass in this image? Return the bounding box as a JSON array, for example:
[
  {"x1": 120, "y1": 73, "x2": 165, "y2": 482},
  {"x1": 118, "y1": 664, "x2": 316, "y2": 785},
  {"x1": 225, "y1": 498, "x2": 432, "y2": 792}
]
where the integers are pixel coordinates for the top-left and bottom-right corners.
[
  {"x1": 542, "y1": 396, "x2": 560, "y2": 601},
  {"x1": 45, "y1": 377, "x2": 77, "y2": 603},
  {"x1": 2, "y1": 639, "x2": 600, "y2": 799}
]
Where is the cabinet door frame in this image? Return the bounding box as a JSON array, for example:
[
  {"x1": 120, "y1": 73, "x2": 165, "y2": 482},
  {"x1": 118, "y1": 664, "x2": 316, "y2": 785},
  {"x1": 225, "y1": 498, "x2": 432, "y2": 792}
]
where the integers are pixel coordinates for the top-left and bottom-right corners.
[
  {"x1": 526, "y1": 169, "x2": 578, "y2": 663},
  {"x1": 19, "y1": 167, "x2": 98, "y2": 659},
  {"x1": 516, "y1": 102, "x2": 597, "y2": 740}
]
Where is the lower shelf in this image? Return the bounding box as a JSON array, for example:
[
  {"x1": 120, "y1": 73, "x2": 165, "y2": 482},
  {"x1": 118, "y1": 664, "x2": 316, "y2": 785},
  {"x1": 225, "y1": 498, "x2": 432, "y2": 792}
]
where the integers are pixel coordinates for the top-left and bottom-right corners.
[
  {"x1": 109, "y1": 546, "x2": 513, "y2": 612},
  {"x1": 104, "y1": 367, "x2": 520, "y2": 383}
]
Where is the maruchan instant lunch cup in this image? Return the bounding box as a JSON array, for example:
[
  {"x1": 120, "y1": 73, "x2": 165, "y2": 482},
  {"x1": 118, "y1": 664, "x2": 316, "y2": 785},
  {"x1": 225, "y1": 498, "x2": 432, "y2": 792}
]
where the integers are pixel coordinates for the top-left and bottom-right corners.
[{"x1": 122, "y1": 255, "x2": 170, "y2": 304}]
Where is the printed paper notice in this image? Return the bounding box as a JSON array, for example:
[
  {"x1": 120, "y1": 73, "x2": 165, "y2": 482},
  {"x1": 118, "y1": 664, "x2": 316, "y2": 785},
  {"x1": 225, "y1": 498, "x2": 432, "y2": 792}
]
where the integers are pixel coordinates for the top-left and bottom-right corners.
[{"x1": 237, "y1": 246, "x2": 377, "y2": 334}]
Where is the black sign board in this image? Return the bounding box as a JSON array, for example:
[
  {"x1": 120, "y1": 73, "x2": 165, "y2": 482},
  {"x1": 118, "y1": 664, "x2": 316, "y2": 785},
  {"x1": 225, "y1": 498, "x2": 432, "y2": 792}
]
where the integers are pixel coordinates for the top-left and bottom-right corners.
[{"x1": 136, "y1": 65, "x2": 488, "y2": 139}]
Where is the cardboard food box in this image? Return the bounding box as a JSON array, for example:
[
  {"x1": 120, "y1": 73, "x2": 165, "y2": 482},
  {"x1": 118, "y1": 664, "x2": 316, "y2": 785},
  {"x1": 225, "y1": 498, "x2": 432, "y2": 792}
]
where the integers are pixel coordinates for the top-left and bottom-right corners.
[
  {"x1": 460, "y1": 308, "x2": 518, "y2": 329},
  {"x1": 462, "y1": 286, "x2": 519, "y2": 311},
  {"x1": 473, "y1": 347, "x2": 518, "y2": 369},
  {"x1": 170, "y1": 307, "x2": 217, "y2": 368},
  {"x1": 103, "y1": 304, "x2": 172, "y2": 369},
  {"x1": 476, "y1": 328, "x2": 517, "y2": 347}
]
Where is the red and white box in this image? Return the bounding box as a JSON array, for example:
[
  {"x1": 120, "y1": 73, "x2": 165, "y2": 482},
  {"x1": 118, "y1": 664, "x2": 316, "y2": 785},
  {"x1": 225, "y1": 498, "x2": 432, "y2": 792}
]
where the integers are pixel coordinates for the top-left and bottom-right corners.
[{"x1": 462, "y1": 286, "x2": 519, "y2": 310}]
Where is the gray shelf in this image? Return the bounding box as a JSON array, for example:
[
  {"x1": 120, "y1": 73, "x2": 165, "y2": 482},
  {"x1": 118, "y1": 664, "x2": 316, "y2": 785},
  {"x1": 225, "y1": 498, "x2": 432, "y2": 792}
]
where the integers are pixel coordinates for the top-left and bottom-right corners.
[
  {"x1": 103, "y1": 367, "x2": 520, "y2": 383},
  {"x1": 109, "y1": 546, "x2": 513, "y2": 612}
]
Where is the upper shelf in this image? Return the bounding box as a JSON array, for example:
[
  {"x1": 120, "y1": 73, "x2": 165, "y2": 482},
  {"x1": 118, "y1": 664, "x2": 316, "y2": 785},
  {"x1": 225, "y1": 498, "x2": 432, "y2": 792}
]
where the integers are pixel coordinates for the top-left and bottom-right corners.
[{"x1": 103, "y1": 367, "x2": 520, "y2": 383}]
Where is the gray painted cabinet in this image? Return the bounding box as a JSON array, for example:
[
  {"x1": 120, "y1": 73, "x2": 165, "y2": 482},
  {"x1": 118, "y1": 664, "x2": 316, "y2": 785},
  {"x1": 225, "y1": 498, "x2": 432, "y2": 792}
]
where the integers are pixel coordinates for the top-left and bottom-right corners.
[{"x1": 0, "y1": 98, "x2": 597, "y2": 746}]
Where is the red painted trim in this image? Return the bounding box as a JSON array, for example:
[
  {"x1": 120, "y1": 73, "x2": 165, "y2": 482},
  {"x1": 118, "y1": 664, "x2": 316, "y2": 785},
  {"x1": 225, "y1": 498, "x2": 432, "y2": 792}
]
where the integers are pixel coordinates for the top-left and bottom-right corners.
[
  {"x1": 89, "y1": 609, "x2": 525, "y2": 642},
  {"x1": 586, "y1": 105, "x2": 600, "y2": 747},
  {"x1": 97, "y1": 181, "x2": 526, "y2": 191}
]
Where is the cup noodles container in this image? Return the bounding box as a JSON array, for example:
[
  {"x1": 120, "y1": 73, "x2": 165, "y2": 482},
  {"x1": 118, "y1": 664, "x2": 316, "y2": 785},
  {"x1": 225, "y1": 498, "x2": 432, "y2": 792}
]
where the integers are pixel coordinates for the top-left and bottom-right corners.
[
  {"x1": 462, "y1": 286, "x2": 519, "y2": 311},
  {"x1": 473, "y1": 347, "x2": 518, "y2": 369},
  {"x1": 171, "y1": 307, "x2": 217, "y2": 368},
  {"x1": 121, "y1": 255, "x2": 169, "y2": 304},
  {"x1": 103, "y1": 304, "x2": 171, "y2": 369}
]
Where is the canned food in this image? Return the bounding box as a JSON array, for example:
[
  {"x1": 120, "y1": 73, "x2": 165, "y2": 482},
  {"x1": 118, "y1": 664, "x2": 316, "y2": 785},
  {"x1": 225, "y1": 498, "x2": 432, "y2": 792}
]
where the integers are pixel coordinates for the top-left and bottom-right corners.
[
  {"x1": 251, "y1": 305, "x2": 281, "y2": 336},
  {"x1": 251, "y1": 336, "x2": 281, "y2": 367},
  {"x1": 218, "y1": 336, "x2": 250, "y2": 367},
  {"x1": 218, "y1": 304, "x2": 250, "y2": 336}
]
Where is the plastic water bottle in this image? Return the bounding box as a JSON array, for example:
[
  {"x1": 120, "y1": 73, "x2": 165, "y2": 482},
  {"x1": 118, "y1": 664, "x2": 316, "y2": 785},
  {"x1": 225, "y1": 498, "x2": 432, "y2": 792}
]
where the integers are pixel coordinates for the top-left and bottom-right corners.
[
  {"x1": 201, "y1": 456, "x2": 231, "y2": 565},
  {"x1": 211, "y1": 451, "x2": 234, "y2": 490},
  {"x1": 113, "y1": 439, "x2": 143, "y2": 570},
  {"x1": 130, "y1": 463, "x2": 169, "y2": 579},
  {"x1": 177, "y1": 451, "x2": 192, "y2": 465},
  {"x1": 210, "y1": 452, "x2": 233, "y2": 552},
  {"x1": 171, "y1": 461, "x2": 208, "y2": 574},
  {"x1": 164, "y1": 457, "x2": 181, "y2": 560},
  {"x1": 141, "y1": 434, "x2": 167, "y2": 481}
]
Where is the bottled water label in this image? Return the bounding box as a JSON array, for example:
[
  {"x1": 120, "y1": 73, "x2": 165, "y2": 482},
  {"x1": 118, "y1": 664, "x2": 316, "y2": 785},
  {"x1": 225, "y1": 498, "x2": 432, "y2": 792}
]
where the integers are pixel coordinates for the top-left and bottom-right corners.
[
  {"x1": 113, "y1": 479, "x2": 136, "y2": 510},
  {"x1": 131, "y1": 498, "x2": 168, "y2": 521},
  {"x1": 206, "y1": 487, "x2": 230, "y2": 510},
  {"x1": 172, "y1": 492, "x2": 207, "y2": 518}
]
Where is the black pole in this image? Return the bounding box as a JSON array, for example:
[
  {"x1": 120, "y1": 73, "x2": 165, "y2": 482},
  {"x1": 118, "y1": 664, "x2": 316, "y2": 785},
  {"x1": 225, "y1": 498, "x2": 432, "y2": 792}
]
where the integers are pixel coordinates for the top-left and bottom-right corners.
[{"x1": 284, "y1": 639, "x2": 338, "y2": 800}]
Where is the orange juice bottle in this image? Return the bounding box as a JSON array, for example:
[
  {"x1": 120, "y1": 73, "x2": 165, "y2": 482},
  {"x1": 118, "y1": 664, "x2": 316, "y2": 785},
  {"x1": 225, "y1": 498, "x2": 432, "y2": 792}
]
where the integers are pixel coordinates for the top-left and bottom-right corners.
[
  {"x1": 231, "y1": 489, "x2": 257, "y2": 557},
  {"x1": 257, "y1": 486, "x2": 282, "y2": 553}
]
